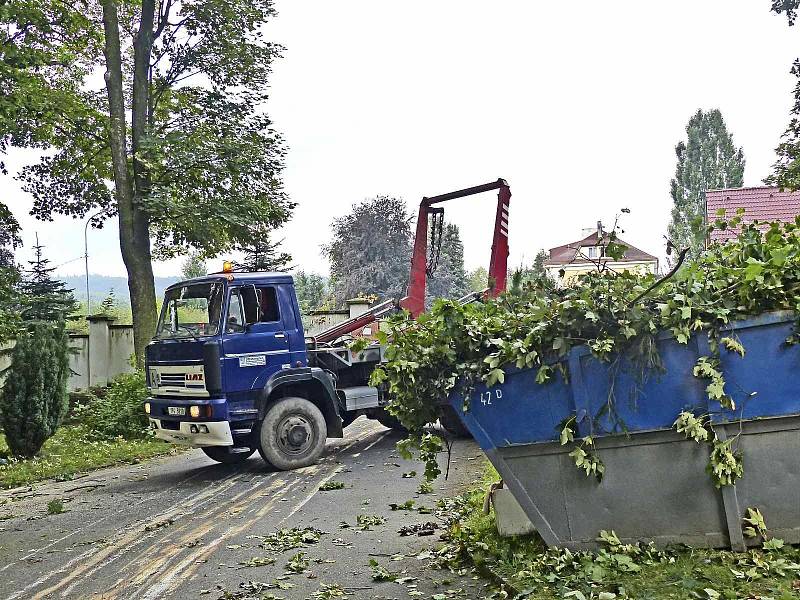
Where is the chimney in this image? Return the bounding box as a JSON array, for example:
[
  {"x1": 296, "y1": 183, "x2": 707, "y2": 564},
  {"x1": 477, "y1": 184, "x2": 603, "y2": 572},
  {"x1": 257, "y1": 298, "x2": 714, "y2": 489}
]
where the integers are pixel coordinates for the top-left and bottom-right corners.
[{"x1": 596, "y1": 221, "x2": 604, "y2": 239}]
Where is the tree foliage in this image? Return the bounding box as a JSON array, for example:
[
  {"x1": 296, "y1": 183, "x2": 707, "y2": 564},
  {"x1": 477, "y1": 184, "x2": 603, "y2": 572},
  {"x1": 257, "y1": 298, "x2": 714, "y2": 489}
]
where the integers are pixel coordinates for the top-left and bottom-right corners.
[
  {"x1": 0, "y1": 321, "x2": 71, "y2": 457},
  {"x1": 1, "y1": 0, "x2": 291, "y2": 363},
  {"x1": 772, "y1": 0, "x2": 799, "y2": 24},
  {"x1": 767, "y1": 0, "x2": 800, "y2": 189},
  {"x1": 374, "y1": 214, "x2": 800, "y2": 482},
  {"x1": 468, "y1": 266, "x2": 489, "y2": 293},
  {"x1": 426, "y1": 223, "x2": 470, "y2": 305},
  {"x1": 234, "y1": 235, "x2": 292, "y2": 272},
  {"x1": 76, "y1": 371, "x2": 149, "y2": 440},
  {"x1": 667, "y1": 109, "x2": 744, "y2": 263},
  {"x1": 1, "y1": 242, "x2": 75, "y2": 457},
  {"x1": 324, "y1": 196, "x2": 412, "y2": 304},
  {"x1": 19, "y1": 238, "x2": 77, "y2": 322},
  {"x1": 293, "y1": 271, "x2": 330, "y2": 314},
  {"x1": 180, "y1": 250, "x2": 207, "y2": 280},
  {"x1": 0, "y1": 204, "x2": 21, "y2": 341}
]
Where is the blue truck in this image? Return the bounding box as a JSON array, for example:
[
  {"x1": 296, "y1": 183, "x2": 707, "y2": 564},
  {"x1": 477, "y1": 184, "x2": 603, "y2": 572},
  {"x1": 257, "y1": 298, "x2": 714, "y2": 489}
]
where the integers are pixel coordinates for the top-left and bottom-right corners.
[
  {"x1": 144, "y1": 270, "x2": 404, "y2": 469},
  {"x1": 144, "y1": 180, "x2": 512, "y2": 470}
]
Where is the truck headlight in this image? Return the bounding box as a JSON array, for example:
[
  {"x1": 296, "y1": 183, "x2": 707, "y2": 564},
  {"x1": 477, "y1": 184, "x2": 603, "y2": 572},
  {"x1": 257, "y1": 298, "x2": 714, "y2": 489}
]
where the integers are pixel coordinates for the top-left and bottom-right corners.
[
  {"x1": 189, "y1": 406, "x2": 201, "y2": 418},
  {"x1": 144, "y1": 402, "x2": 151, "y2": 414}
]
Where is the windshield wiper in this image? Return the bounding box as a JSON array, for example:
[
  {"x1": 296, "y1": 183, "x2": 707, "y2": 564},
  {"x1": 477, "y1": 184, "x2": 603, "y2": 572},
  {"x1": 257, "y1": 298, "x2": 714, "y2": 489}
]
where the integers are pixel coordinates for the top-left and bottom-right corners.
[{"x1": 175, "y1": 325, "x2": 202, "y2": 341}]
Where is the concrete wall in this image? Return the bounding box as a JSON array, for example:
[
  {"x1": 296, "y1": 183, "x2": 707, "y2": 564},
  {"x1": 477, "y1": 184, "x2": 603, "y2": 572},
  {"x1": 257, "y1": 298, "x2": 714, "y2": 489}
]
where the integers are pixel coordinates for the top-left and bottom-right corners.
[
  {"x1": 302, "y1": 299, "x2": 372, "y2": 338},
  {"x1": 1, "y1": 316, "x2": 135, "y2": 392}
]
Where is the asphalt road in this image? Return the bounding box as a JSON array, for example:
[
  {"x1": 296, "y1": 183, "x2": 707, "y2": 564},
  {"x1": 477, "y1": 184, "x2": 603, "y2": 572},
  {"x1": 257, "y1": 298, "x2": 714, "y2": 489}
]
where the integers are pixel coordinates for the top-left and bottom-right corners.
[{"x1": 0, "y1": 418, "x2": 488, "y2": 600}]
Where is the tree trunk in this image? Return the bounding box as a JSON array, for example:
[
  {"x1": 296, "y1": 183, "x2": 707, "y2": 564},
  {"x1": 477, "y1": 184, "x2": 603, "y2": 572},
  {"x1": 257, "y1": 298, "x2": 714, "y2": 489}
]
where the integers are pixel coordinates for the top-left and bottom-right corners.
[{"x1": 101, "y1": 0, "x2": 158, "y2": 366}]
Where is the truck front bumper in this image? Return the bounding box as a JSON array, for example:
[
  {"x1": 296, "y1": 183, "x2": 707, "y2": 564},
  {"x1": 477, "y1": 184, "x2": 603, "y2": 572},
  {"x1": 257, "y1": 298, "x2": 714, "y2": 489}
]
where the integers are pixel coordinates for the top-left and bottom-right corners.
[{"x1": 149, "y1": 419, "x2": 233, "y2": 447}]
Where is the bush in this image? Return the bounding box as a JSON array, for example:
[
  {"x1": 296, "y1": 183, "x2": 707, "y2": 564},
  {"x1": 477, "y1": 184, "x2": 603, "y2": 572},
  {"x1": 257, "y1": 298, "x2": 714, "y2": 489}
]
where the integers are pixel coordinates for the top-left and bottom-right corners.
[
  {"x1": 0, "y1": 322, "x2": 71, "y2": 457},
  {"x1": 77, "y1": 371, "x2": 150, "y2": 440}
]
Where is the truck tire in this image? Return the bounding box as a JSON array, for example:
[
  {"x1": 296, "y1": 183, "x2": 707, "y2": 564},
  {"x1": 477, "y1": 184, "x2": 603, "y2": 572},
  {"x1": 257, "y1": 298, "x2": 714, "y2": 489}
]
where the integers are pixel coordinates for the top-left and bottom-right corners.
[
  {"x1": 374, "y1": 408, "x2": 407, "y2": 432},
  {"x1": 259, "y1": 397, "x2": 328, "y2": 470},
  {"x1": 439, "y1": 406, "x2": 472, "y2": 438},
  {"x1": 202, "y1": 446, "x2": 255, "y2": 464}
]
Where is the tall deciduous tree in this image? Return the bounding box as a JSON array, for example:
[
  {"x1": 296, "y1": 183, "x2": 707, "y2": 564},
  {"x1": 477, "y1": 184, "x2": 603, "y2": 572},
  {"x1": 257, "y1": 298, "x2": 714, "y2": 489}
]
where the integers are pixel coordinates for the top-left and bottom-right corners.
[
  {"x1": 180, "y1": 251, "x2": 207, "y2": 281},
  {"x1": 323, "y1": 196, "x2": 412, "y2": 304},
  {"x1": 0, "y1": 205, "x2": 21, "y2": 341},
  {"x1": 1, "y1": 0, "x2": 292, "y2": 363},
  {"x1": 293, "y1": 271, "x2": 330, "y2": 314},
  {"x1": 426, "y1": 223, "x2": 470, "y2": 304},
  {"x1": 667, "y1": 109, "x2": 744, "y2": 263},
  {"x1": 468, "y1": 266, "x2": 489, "y2": 293}
]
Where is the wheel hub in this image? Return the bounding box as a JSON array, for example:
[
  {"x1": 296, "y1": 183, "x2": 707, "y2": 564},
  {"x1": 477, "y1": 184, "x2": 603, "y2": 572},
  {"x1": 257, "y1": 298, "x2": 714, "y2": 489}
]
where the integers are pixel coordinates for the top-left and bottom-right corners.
[{"x1": 277, "y1": 414, "x2": 314, "y2": 456}]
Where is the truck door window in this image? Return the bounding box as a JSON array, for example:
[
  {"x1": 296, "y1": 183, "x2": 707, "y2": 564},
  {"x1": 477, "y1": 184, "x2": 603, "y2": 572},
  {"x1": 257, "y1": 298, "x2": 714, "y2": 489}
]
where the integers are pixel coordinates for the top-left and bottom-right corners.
[
  {"x1": 256, "y1": 287, "x2": 280, "y2": 323},
  {"x1": 227, "y1": 290, "x2": 246, "y2": 333}
]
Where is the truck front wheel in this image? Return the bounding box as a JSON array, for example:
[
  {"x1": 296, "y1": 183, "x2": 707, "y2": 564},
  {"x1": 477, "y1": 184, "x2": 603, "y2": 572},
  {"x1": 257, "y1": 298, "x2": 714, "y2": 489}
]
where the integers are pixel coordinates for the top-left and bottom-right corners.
[
  {"x1": 202, "y1": 446, "x2": 255, "y2": 464},
  {"x1": 259, "y1": 397, "x2": 328, "y2": 470}
]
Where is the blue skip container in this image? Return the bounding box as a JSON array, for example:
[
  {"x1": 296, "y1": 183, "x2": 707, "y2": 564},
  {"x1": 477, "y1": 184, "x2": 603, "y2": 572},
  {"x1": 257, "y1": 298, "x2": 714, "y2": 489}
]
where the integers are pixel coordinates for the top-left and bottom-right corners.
[{"x1": 449, "y1": 312, "x2": 800, "y2": 550}]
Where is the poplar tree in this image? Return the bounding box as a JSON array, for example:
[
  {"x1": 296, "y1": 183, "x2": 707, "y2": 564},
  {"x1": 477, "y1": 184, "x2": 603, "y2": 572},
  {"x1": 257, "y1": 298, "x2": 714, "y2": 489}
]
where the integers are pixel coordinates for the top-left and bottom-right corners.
[
  {"x1": 667, "y1": 109, "x2": 745, "y2": 263},
  {"x1": 768, "y1": 1, "x2": 800, "y2": 189}
]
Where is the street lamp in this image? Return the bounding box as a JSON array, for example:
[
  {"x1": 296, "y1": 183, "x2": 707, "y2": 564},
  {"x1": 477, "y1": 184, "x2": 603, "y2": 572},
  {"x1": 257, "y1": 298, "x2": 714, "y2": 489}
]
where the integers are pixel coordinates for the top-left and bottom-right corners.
[
  {"x1": 84, "y1": 207, "x2": 112, "y2": 318},
  {"x1": 83, "y1": 206, "x2": 112, "y2": 388}
]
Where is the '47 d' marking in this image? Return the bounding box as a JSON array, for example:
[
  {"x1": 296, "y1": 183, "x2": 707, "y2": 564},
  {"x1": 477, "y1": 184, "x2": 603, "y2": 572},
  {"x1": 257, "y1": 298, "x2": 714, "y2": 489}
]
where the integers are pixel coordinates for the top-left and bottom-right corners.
[{"x1": 479, "y1": 389, "x2": 503, "y2": 406}]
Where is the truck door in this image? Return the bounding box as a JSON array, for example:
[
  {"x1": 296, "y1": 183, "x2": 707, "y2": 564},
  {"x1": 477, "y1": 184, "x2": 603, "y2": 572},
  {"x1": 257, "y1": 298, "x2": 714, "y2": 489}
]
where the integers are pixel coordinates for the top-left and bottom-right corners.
[{"x1": 221, "y1": 285, "x2": 291, "y2": 405}]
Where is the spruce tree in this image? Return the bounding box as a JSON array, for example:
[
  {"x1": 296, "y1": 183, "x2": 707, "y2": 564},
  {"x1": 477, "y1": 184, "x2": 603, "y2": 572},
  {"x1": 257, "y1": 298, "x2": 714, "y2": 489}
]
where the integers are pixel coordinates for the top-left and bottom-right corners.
[
  {"x1": 99, "y1": 289, "x2": 118, "y2": 319},
  {"x1": 20, "y1": 236, "x2": 77, "y2": 322},
  {"x1": 235, "y1": 236, "x2": 292, "y2": 272},
  {"x1": 667, "y1": 109, "x2": 745, "y2": 263},
  {"x1": 1, "y1": 240, "x2": 74, "y2": 457}
]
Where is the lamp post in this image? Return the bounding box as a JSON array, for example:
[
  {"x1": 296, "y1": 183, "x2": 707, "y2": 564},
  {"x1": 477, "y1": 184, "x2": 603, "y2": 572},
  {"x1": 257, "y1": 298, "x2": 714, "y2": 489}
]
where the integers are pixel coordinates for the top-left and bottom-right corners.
[{"x1": 83, "y1": 207, "x2": 111, "y2": 388}]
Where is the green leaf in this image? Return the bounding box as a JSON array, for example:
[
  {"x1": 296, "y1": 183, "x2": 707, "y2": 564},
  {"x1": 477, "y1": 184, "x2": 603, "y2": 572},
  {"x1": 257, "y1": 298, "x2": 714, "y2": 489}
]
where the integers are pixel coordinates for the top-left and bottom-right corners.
[{"x1": 486, "y1": 368, "x2": 505, "y2": 386}]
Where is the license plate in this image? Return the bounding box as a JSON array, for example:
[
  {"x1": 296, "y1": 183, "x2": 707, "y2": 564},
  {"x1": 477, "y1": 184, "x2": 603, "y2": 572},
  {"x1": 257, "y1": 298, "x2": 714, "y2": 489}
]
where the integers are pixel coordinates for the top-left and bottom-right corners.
[{"x1": 167, "y1": 406, "x2": 186, "y2": 416}]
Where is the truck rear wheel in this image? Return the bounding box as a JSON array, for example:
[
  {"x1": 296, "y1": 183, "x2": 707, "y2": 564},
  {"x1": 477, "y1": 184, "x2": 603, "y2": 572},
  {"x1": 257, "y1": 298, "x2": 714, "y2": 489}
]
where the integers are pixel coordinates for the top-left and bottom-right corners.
[
  {"x1": 374, "y1": 408, "x2": 407, "y2": 432},
  {"x1": 202, "y1": 446, "x2": 255, "y2": 464},
  {"x1": 259, "y1": 397, "x2": 327, "y2": 470}
]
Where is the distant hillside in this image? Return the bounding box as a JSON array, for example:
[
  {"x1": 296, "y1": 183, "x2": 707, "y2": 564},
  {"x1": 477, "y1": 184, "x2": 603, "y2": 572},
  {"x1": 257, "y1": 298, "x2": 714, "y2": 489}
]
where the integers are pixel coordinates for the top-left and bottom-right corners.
[{"x1": 61, "y1": 275, "x2": 179, "y2": 304}]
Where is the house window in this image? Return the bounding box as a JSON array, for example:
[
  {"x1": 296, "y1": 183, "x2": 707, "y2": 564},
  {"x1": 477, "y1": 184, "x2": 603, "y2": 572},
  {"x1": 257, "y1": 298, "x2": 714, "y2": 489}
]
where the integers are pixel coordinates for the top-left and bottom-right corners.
[{"x1": 584, "y1": 246, "x2": 604, "y2": 259}]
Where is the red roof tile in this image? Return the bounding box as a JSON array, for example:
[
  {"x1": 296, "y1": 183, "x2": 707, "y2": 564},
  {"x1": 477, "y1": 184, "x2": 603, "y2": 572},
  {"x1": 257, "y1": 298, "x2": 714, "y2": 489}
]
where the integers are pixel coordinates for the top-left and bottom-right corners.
[
  {"x1": 706, "y1": 186, "x2": 800, "y2": 242},
  {"x1": 545, "y1": 232, "x2": 658, "y2": 266}
]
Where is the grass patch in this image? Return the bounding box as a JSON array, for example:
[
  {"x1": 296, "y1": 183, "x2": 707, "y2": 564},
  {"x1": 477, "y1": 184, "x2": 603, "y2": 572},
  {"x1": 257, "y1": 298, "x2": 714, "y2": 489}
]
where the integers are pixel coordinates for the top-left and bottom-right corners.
[
  {"x1": 0, "y1": 425, "x2": 179, "y2": 489},
  {"x1": 436, "y1": 462, "x2": 800, "y2": 599}
]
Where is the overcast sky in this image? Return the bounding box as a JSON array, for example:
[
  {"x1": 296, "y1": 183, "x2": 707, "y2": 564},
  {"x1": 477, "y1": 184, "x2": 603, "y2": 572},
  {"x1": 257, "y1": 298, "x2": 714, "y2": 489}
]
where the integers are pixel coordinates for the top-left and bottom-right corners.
[{"x1": 2, "y1": 1, "x2": 799, "y2": 280}]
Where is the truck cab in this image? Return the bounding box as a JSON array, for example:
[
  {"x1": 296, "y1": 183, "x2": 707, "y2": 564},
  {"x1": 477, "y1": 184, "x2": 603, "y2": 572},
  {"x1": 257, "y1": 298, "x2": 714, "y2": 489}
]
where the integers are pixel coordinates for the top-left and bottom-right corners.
[{"x1": 144, "y1": 271, "x2": 397, "y2": 470}]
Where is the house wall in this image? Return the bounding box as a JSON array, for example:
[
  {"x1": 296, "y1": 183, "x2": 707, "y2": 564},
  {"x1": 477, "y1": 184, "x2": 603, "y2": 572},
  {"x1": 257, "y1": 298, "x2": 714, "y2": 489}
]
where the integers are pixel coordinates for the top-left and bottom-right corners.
[{"x1": 546, "y1": 260, "x2": 659, "y2": 286}]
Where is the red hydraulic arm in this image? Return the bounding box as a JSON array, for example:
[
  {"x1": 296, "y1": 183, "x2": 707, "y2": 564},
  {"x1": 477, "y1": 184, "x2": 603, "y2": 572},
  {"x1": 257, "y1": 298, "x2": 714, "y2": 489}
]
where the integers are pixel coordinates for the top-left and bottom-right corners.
[
  {"x1": 312, "y1": 179, "x2": 511, "y2": 344},
  {"x1": 399, "y1": 179, "x2": 511, "y2": 318}
]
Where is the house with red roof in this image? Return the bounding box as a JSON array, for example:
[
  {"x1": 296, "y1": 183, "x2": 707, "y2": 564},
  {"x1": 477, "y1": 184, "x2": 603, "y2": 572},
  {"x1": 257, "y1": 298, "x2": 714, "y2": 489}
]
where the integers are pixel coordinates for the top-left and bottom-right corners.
[
  {"x1": 705, "y1": 186, "x2": 800, "y2": 243},
  {"x1": 544, "y1": 222, "x2": 659, "y2": 284}
]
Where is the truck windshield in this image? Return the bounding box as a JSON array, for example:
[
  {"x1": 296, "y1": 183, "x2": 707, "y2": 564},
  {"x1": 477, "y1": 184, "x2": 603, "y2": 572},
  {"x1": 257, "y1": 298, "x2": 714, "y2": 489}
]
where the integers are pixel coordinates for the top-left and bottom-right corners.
[{"x1": 155, "y1": 282, "x2": 224, "y2": 339}]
